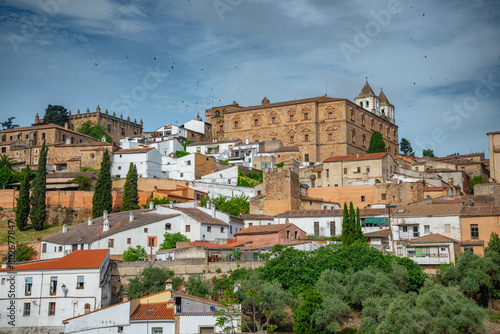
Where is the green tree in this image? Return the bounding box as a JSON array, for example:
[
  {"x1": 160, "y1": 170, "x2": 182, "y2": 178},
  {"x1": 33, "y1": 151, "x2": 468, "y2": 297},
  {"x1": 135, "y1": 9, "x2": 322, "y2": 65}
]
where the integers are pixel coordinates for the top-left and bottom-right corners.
[
  {"x1": 159, "y1": 232, "x2": 190, "y2": 250},
  {"x1": 15, "y1": 165, "x2": 31, "y2": 231},
  {"x1": 356, "y1": 207, "x2": 363, "y2": 240},
  {"x1": 175, "y1": 150, "x2": 190, "y2": 158},
  {"x1": 42, "y1": 105, "x2": 68, "y2": 126},
  {"x1": 201, "y1": 194, "x2": 250, "y2": 216},
  {"x1": 215, "y1": 290, "x2": 241, "y2": 333},
  {"x1": 185, "y1": 274, "x2": 212, "y2": 298},
  {"x1": 77, "y1": 120, "x2": 112, "y2": 143},
  {"x1": 341, "y1": 203, "x2": 350, "y2": 245},
  {"x1": 30, "y1": 141, "x2": 47, "y2": 231},
  {"x1": 0, "y1": 165, "x2": 13, "y2": 187},
  {"x1": 368, "y1": 131, "x2": 386, "y2": 153},
  {"x1": 486, "y1": 232, "x2": 500, "y2": 254},
  {"x1": 121, "y1": 163, "x2": 139, "y2": 211},
  {"x1": 1, "y1": 117, "x2": 19, "y2": 130},
  {"x1": 69, "y1": 175, "x2": 92, "y2": 191},
  {"x1": 422, "y1": 149, "x2": 434, "y2": 158},
  {"x1": 122, "y1": 245, "x2": 148, "y2": 261},
  {"x1": 0, "y1": 154, "x2": 17, "y2": 170},
  {"x1": 293, "y1": 288, "x2": 323, "y2": 334},
  {"x1": 126, "y1": 265, "x2": 176, "y2": 299},
  {"x1": 399, "y1": 138, "x2": 414, "y2": 156},
  {"x1": 469, "y1": 175, "x2": 484, "y2": 193},
  {"x1": 14, "y1": 243, "x2": 37, "y2": 262},
  {"x1": 181, "y1": 140, "x2": 193, "y2": 150},
  {"x1": 92, "y1": 149, "x2": 113, "y2": 218}
]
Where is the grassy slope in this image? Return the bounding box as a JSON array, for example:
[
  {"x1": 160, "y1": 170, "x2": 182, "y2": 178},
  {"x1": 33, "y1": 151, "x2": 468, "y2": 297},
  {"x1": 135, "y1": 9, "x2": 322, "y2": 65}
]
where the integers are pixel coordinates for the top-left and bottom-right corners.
[{"x1": 0, "y1": 220, "x2": 63, "y2": 244}]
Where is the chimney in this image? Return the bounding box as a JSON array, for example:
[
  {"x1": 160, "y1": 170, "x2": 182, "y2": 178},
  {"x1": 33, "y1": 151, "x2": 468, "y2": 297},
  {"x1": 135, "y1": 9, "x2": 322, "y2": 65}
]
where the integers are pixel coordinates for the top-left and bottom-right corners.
[
  {"x1": 62, "y1": 224, "x2": 67, "y2": 233},
  {"x1": 356, "y1": 153, "x2": 360, "y2": 158},
  {"x1": 103, "y1": 218, "x2": 110, "y2": 232},
  {"x1": 88, "y1": 217, "x2": 93, "y2": 226},
  {"x1": 169, "y1": 202, "x2": 173, "y2": 209},
  {"x1": 129, "y1": 212, "x2": 134, "y2": 222},
  {"x1": 212, "y1": 204, "x2": 216, "y2": 218},
  {"x1": 123, "y1": 293, "x2": 129, "y2": 302},
  {"x1": 103, "y1": 210, "x2": 108, "y2": 220},
  {"x1": 149, "y1": 201, "x2": 154, "y2": 209},
  {"x1": 64, "y1": 122, "x2": 68, "y2": 129},
  {"x1": 245, "y1": 137, "x2": 249, "y2": 144},
  {"x1": 165, "y1": 279, "x2": 173, "y2": 291},
  {"x1": 207, "y1": 201, "x2": 211, "y2": 209}
]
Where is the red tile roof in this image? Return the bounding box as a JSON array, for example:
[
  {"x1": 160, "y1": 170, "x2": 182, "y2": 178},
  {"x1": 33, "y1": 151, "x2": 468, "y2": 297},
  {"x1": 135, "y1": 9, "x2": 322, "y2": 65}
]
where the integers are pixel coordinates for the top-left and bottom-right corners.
[
  {"x1": 324, "y1": 152, "x2": 388, "y2": 163},
  {"x1": 240, "y1": 214, "x2": 274, "y2": 220},
  {"x1": 460, "y1": 206, "x2": 500, "y2": 217},
  {"x1": 130, "y1": 302, "x2": 175, "y2": 321},
  {"x1": 275, "y1": 208, "x2": 388, "y2": 218},
  {"x1": 363, "y1": 229, "x2": 391, "y2": 238},
  {"x1": 236, "y1": 224, "x2": 295, "y2": 235},
  {"x1": 392, "y1": 203, "x2": 463, "y2": 217},
  {"x1": 187, "y1": 240, "x2": 250, "y2": 249},
  {"x1": 1, "y1": 249, "x2": 109, "y2": 271},
  {"x1": 407, "y1": 233, "x2": 458, "y2": 244},
  {"x1": 460, "y1": 240, "x2": 484, "y2": 246}
]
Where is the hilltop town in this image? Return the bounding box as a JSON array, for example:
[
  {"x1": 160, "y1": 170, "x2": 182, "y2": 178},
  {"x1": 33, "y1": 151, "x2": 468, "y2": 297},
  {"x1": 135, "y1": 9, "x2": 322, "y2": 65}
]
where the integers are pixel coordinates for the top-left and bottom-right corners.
[{"x1": 1, "y1": 82, "x2": 499, "y2": 333}]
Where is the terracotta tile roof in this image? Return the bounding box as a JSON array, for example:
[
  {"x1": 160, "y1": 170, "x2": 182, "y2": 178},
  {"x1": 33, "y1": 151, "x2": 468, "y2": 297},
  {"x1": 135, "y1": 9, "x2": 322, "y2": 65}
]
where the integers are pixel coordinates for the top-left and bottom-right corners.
[
  {"x1": 240, "y1": 214, "x2": 274, "y2": 220},
  {"x1": 0, "y1": 249, "x2": 108, "y2": 271},
  {"x1": 275, "y1": 208, "x2": 388, "y2": 218},
  {"x1": 130, "y1": 302, "x2": 174, "y2": 321},
  {"x1": 363, "y1": 229, "x2": 391, "y2": 238},
  {"x1": 324, "y1": 152, "x2": 388, "y2": 163},
  {"x1": 225, "y1": 96, "x2": 344, "y2": 114},
  {"x1": 407, "y1": 233, "x2": 458, "y2": 244},
  {"x1": 42, "y1": 209, "x2": 179, "y2": 244},
  {"x1": 171, "y1": 207, "x2": 228, "y2": 226},
  {"x1": 300, "y1": 196, "x2": 324, "y2": 202},
  {"x1": 392, "y1": 203, "x2": 463, "y2": 217},
  {"x1": 236, "y1": 223, "x2": 294, "y2": 235},
  {"x1": 461, "y1": 240, "x2": 484, "y2": 246},
  {"x1": 460, "y1": 206, "x2": 500, "y2": 217},
  {"x1": 114, "y1": 147, "x2": 155, "y2": 154},
  {"x1": 424, "y1": 186, "x2": 444, "y2": 191},
  {"x1": 172, "y1": 291, "x2": 222, "y2": 307}
]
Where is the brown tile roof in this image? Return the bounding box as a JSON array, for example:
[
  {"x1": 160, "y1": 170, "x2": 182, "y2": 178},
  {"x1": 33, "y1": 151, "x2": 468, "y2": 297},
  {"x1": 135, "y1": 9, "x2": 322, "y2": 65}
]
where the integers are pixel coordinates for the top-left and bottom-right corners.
[
  {"x1": 460, "y1": 206, "x2": 500, "y2": 217},
  {"x1": 461, "y1": 240, "x2": 484, "y2": 246},
  {"x1": 363, "y1": 229, "x2": 391, "y2": 238},
  {"x1": 240, "y1": 214, "x2": 274, "y2": 220},
  {"x1": 271, "y1": 145, "x2": 300, "y2": 153},
  {"x1": 114, "y1": 147, "x2": 155, "y2": 154},
  {"x1": 392, "y1": 203, "x2": 463, "y2": 217},
  {"x1": 42, "y1": 210, "x2": 179, "y2": 244},
  {"x1": 407, "y1": 233, "x2": 458, "y2": 244},
  {"x1": 356, "y1": 81, "x2": 376, "y2": 99},
  {"x1": 187, "y1": 240, "x2": 249, "y2": 249},
  {"x1": 324, "y1": 152, "x2": 388, "y2": 163},
  {"x1": 0, "y1": 249, "x2": 108, "y2": 271},
  {"x1": 225, "y1": 96, "x2": 344, "y2": 114},
  {"x1": 130, "y1": 302, "x2": 174, "y2": 321},
  {"x1": 171, "y1": 207, "x2": 228, "y2": 226},
  {"x1": 236, "y1": 223, "x2": 295, "y2": 235},
  {"x1": 275, "y1": 208, "x2": 388, "y2": 218},
  {"x1": 378, "y1": 90, "x2": 391, "y2": 105}
]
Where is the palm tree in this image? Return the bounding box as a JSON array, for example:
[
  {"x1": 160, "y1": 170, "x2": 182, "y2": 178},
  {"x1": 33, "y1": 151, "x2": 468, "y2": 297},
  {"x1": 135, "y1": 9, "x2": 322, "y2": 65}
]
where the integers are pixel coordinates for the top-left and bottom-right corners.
[{"x1": 0, "y1": 154, "x2": 16, "y2": 171}]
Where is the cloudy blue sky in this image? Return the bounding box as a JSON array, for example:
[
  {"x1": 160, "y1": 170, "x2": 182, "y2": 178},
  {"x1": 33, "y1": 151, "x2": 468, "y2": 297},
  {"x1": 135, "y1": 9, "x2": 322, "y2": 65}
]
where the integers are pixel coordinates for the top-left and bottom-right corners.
[{"x1": 0, "y1": 0, "x2": 499, "y2": 157}]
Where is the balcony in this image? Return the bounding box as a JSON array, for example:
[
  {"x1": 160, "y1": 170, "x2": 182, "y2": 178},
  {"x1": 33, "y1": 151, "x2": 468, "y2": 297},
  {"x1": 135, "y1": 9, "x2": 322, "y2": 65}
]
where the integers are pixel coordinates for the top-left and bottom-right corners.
[
  {"x1": 408, "y1": 254, "x2": 450, "y2": 265},
  {"x1": 398, "y1": 232, "x2": 420, "y2": 240}
]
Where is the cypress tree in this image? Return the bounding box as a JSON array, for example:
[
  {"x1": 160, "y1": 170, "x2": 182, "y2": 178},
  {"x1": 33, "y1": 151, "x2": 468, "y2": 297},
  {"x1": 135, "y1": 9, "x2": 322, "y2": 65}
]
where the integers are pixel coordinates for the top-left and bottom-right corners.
[
  {"x1": 122, "y1": 163, "x2": 139, "y2": 211},
  {"x1": 341, "y1": 202, "x2": 350, "y2": 245},
  {"x1": 356, "y1": 207, "x2": 363, "y2": 240},
  {"x1": 30, "y1": 142, "x2": 47, "y2": 231},
  {"x1": 368, "y1": 131, "x2": 386, "y2": 153},
  {"x1": 15, "y1": 165, "x2": 31, "y2": 231},
  {"x1": 348, "y1": 202, "x2": 356, "y2": 245},
  {"x1": 92, "y1": 149, "x2": 113, "y2": 218}
]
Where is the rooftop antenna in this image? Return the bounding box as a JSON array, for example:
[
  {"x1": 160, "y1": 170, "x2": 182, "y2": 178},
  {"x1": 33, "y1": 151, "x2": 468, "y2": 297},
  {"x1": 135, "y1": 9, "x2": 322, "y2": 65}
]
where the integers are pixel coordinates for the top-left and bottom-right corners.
[
  {"x1": 365, "y1": 76, "x2": 368, "y2": 82},
  {"x1": 325, "y1": 80, "x2": 328, "y2": 96}
]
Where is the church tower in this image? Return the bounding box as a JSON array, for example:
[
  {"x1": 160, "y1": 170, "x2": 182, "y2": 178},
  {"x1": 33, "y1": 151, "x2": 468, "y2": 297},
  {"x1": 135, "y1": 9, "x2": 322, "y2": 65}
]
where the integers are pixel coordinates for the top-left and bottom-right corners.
[
  {"x1": 378, "y1": 90, "x2": 395, "y2": 124},
  {"x1": 354, "y1": 81, "x2": 380, "y2": 115}
]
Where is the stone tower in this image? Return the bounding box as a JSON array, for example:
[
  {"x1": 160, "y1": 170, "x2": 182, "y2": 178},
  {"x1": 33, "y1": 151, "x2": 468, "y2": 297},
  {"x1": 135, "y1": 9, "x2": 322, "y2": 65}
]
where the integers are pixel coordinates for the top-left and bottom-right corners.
[
  {"x1": 378, "y1": 90, "x2": 395, "y2": 123},
  {"x1": 355, "y1": 81, "x2": 380, "y2": 115}
]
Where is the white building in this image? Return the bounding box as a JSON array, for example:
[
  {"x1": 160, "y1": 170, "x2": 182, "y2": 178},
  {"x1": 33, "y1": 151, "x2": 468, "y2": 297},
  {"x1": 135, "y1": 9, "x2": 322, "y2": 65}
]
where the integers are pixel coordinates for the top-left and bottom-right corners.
[
  {"x1": 0, "y1": 249, "x2": 110, "y2": 334},
  {"x1": 186, "y1": 139, "x2": 241, "y2": 158},
  {"x1": 112, "y1": 147, "x2": 162, "y2": 178},
  {"x1": 217, "y1": 139, "x2": 261, "y2": 167},
  {"x1": 200, "y1": 166, "x2": 239, "y2": 185},
  {"x1": 41, "y1": 204, "x2": 244, "y2": 260},
  {"x1": 148, "y1": 138, "x2": 184, "y2": 157},
  {"x1": 391, "y1": 202, "x2": 463, "y2": 263},
  {"x1": 162, "y1": 153, "x2": 215, "y2": 181},
  {"x1": 63, "y1": 285, "x2": 236, "y2": 334}
]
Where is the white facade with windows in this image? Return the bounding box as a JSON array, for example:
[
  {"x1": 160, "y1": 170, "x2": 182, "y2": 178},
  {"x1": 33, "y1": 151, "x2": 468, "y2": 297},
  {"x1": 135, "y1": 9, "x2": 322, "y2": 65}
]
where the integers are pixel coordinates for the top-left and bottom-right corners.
[
  {"x1": 0, "y1": 250, "x2": 110, "y2": 334},
  {"x1": 186, "y1": 140, "x2": 241, "y2": 158},
  {"x1": 111, "y1": 147, "x2": 162, "y2": 179},
  {"x1": 162, "y1": 153, "x2": 197, "y2": 180}
]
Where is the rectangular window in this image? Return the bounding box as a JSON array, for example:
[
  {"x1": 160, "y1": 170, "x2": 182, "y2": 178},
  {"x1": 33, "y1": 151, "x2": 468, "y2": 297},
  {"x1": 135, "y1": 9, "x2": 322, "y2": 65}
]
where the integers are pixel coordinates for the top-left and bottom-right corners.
[
  {"x1": 42, "y1": 243, "x2": 47, "y2": 253},
  {"x1": 330, "y1": 222, "x2": 335, "y2": 236},
  {"x1": 272, "y1": 117, "x2": 276, "y2": 124},
  {"x1": 50, "y1": 277, "x2": 57, "y2": 295},
  {"x1": 471, "y1": 224, "x2": 479, "y2": 239},
  {"x1": 144, "y1": 228, "x2": 148, "y2": 233},
  {"x1": 328, "y1": 112, "x2": 333, "y2": 119},
  {"x1": 361, "y1": 196, "x2": 365, "y2": 202},
  {"x1": 148, "y1": 236, "x2": 157, "y2": 247},
  {"x1": 304, "y1": 134, "x2": 309, "y2": 142},
  {"x1": 234, "y1": 121, "x2": 239, "y2": 128},
  {"x1": 152, "y1": 328, "x2": 163, "y2": 334},
  {"x1": 304, "y1": 113, "x2": 309, "y2": 120},
  {"x1": 127, "y1": 238, "x2": 131, "y2": 244},
  {"x1": 328, "y1": 133, "x2": 333, "y2": 141},
  {"x1": 289, "y1": 115, "x2": 294, "y2": 122},
  {"x1": 77, "y1": 276, "x2": 84, "y2": 289},
  {"x1": 207, "y1": 226, "x2": 212, "y2": 232},
  {"x1": 185, "y1": 225, "x2": 190, "y2": 232},
  {"x1": 304, "y1": 154, "x2": 309, "y2": 162},
  {"x1": 366, "y1": 166, "x2": 370, "y2": 173},
  {"x1": 41, "y1": 132, "x2": 46, "y2": 140},
  {"x1": 34, "y1": 158, "x2": 38, "y2": 164},
  {"x1": 196, "y1": 147, "x2": 201, "y2": 153},
  {"x1": 90, "y1": 153, "x2": 95, "y2": 159},
  {"x1": 221, "y1": 227, "x2": 225, "y2": 233},
  {"x1": 314, "y1": 222, "x2": 319, "y2": 236},
  {"x1": 187, "y1": 160, "x2": 191, "y2": 165},
  {"x1": 25, "y1": 277, "x2": 33, "y2": 296},
  {"x1": 343, "y1": 168, "x2": 347, "y2": 175},
  {"x1": 382, "y1": 193, "x2": 387, "y2": 201},
  {"x1": 118, "y1": 326, "x2": 124, "y2": 333},
  {"x1": 230, "y1": 226, "x2": 233, "y2": 234},
  {"x1": 317, "y1": 171, "x2": 321, "y2": 179},
  {"x1": 444, "y1": 224, "x2": 451, "y2": 233},
  {"x1": 464, "y1": 247, "x2": 474, "y2": 253},
  {"x1": 254, "y1": 119, "x2": 259, "y2": 126},
  {"x1": 108, "y1": 239, "x2": 114, "y2": 248},
  {"x1": 397, "y1": 248, "x2": 403, "y2": 256},
  {"x1": 403, "y1": 226, "x2": 408, "y2": 233},
  {"x1": 48, "y1": 302, "x2": 56, "y2": 316},
  {"x1": 23, "y1": 303, "x2": 31, "y2": 316},
  {"x1": 424, "y1": 225, "x2": 430, "y2": 233}
]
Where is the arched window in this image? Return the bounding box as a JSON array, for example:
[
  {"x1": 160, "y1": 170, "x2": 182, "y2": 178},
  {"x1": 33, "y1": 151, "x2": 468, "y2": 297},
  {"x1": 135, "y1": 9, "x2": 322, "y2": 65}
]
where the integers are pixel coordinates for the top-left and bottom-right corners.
[
  {"x1": 361, "y1": 115, "x2": 365, "y2": 126},
  {"x1": 370, "y1": 119, "x2": 375, "y2": 130},
  {"x1": 362, "y1": 134, "x2": 366, "y2": 147},
  {"x1": 290, "y1": 136, "x2": 294, "y2": 143},
  {"x1": 351, "y1": 130, "x2": 356, "y2": 143},
  {"x1": 350, "y1": 110, "x2": 355, "y2": 121}
]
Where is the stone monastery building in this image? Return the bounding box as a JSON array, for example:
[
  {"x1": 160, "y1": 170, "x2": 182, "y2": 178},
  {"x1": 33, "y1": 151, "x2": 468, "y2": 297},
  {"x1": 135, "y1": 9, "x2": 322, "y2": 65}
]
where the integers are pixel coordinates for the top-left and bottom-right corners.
[{"x1": 205, "y1": 82, "x2": 399, "y2": 162}]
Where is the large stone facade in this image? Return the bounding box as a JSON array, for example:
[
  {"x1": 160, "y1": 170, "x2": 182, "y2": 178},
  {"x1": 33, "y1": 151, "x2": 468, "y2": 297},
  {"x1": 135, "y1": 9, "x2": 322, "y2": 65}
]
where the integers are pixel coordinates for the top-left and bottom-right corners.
[
  {"x1": 205, "y1": 83, "x2": 399, "y2": 162},
  {"x1": 67, "y1": 105, "x2": 143, "y2": 144}
]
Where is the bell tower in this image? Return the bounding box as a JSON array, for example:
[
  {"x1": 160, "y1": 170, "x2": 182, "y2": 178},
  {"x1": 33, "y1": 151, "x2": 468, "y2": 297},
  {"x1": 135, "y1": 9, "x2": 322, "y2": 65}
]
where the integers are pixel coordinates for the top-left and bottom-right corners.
[
  {"x1": 354, "y1": 81, "x2": 380, "y2": 116},
  {"x1": 378, "y1": 90, "x2": 395, "y2": 124}
]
